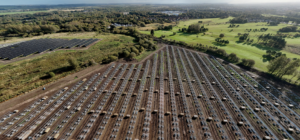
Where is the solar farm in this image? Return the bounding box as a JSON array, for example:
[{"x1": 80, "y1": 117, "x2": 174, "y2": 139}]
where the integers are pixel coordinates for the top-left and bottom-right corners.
[
  {"x1": 1, "y1": 46, "x2": 300, "y2": 140},
  {"x1": 0, "y1": 38, "x2": 99, "y2": 60}
]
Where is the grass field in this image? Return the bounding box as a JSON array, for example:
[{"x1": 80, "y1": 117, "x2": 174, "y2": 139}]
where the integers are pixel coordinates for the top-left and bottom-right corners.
[
  {"x1": 0, "y1": 10, "x2": 49, "y2": 15},
  {"x1": 139, "y1": 17, "x2": 300, "y2": 81}
]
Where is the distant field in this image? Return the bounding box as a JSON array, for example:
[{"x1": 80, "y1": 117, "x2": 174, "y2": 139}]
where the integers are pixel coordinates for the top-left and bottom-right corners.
[
  {"x1": 139, "y1": 17, "x2": 300, "y2": 81},
  {"x1": 0, "y1": 10, "x2": 49, "y2": 15}
]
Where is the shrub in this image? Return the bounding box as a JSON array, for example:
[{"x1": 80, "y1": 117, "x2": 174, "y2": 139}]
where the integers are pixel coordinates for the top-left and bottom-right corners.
[
  {"x1": 68, "y1": 57, "x2": 80, "y2": 70},
  {"x1": 129, "y1": 52, "x2": 136, "y2": 58},
  {"x1": 241, "y1": 59, "x2": 255, "y2": 68},
  {"x1": 216, "y1": 49, "x2": 227, "y2": 57},
  {"x1": 227, "y1": 53, "x2": 239, "y2": 62},
  {"x1": 88, "y1": 59, "x2": 96, "y2": 66},
  {"x1": 122, "y1": 50, "x2": 130, "y2": 58},
  {"x1": 131, "y1": 47, "x2": 139, "y2": 55},
  {"x1": 48, "y1": 72, "x2": 55, "y2": 78}
]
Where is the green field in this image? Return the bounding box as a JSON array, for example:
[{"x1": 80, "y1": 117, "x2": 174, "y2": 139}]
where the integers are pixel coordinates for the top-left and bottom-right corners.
[
  {"x1": 139, "y1": 17, "x2": 300, "y2": 80},
  {"x1": 0, "y1": 10, "x2": 48, "y2": 15}
]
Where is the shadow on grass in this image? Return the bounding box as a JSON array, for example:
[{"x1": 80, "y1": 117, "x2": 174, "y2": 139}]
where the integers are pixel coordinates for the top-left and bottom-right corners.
[
  {"x1": 212, "y1": 42, "x2": 227, "y2": 47},
  {"x1": 235, "y1": 41, "x2": 243, "y2": 44},
  {"x1": 40, "y1": 66, "x2": 73, "y2": 80},
  {"x1": 262, "y1": 54, "x2": 274, "y2": 62},
  {"x1": 251, "y1": 43, "x2": 280, "y2": 51}
]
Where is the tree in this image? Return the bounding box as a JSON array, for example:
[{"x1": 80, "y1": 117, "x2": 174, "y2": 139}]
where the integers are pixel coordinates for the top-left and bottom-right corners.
[
  {"x1": 216, "y1": 49, "x2": 227, "y2": 57},
  {"x1": 187, "y1": 24, "x2": 208, "y2": 33},
  {"x1": 139, "y1": 46, "x2": 145, "y2": 53},
  {"x1": 108, "y1": 55, "x2": 118, "y2": 62},
  {"x1": 290, "y1": 71, "x2": 300, "y2": 81},
  {"x1": 48, "y1": 72, "x2": 55, "y2": 78},
  {"x1": 227, "y1": 53, "x2": 239, "y2": 62},
  {"x1": 102, "y1": 55, "x2": 118, "y2": 64},
  {"x1": 247, "y1": 59, "x2": 255, "y2": 67},
  {"x1": 122, "y1": 50, "x2": 130, "y2": 58},
  {"x1": 131, "y1": 47, "x2": 139, "y2": 55},
  {"x1": 279, "y1": 26, "x2": 298, "y2": 32},
  {"x1": 219, "y1": 34, "x2": 224, "y2": 38},
  {"x1": 173, "y1": 32, "x2": 176, "y2": 35},
  {"x1": 241, "y1": 59, "x2": 249, "y2": 67},
  {"x1": 68, "y1": 57, "x2": 80, "y2": 70},
  {"x1": 277, "y1": 59, "x2": 300, "y2": 78},
  {"x1": 150, "y1": 29, "x2": 154, "y2": 36},
  {"x1": 140, "y1": 22, "x2": 146, "y2": 27},
  {"x1": 267, "y1": 56, "x2": 289, "y2": 74},
  {"x1": 241, "y1": 59, "x2": 255, "y2": 67}
]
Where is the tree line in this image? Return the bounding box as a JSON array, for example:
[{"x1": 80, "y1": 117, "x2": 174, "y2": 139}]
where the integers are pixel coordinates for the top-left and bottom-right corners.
[{"x1": 257, "y1": 34, "x2": 286, "y2": 49}]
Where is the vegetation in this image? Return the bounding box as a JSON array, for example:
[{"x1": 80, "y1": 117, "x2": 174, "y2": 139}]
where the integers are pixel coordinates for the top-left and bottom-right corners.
[
  {"x1": 241, "y1": 59, "x2": 255, "y2": 68},
  {"x1": 279, "y1": 26, "x2": 298, "y2": 32},
  {"x1": 267, "y1": 56, "x2": 300, "y2": 78},
  {"x1": 0, "y1": 32, "x2": 152, "y2": 102},
  {"x1": 2, "y1": 3, "x2": 300, "y2": 102},
  {"x1": 48, "y1": 72, "x2": 55, "y2": 78},
  {"x1": 229, "y1": 17, "x2": 247, "y2": 24},
  {"x1": 257, "y1": 34, "x2": 286, "y2": 49},
  {"x1": 68, "y1": 57, "x2": 80, "y2": 70},
  {"x1": 215, "y1": 38, "x2": 229, "y2": 45},
  {"x1": 227, "y1": 53, "x2": 239, "y2": 62},
  {"x1": 186, "y1": 24, "x2": 208, "y2": 33}
]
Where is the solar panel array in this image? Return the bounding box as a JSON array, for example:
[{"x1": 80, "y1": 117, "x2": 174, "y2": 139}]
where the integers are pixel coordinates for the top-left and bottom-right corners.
[{"x1": 0, "y1": 38, "x2": 99, "y2": 60}]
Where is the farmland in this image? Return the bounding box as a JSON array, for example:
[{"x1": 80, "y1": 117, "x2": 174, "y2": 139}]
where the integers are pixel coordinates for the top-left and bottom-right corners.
[
  {"x1": 139, "y1": 17, "x2": 300, "y2": 79},
  {"x1": 0, "y1": 45, "x2": 300, "y2": 140}
]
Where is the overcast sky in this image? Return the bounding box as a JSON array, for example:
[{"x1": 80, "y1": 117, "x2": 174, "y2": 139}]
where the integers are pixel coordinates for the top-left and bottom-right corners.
[{"x1": 1, "y1": 0, "x2": 299, "y2": 5}]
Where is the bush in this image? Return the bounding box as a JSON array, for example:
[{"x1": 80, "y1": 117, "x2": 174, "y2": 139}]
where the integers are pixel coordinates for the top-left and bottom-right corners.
[
  {"x1": 131, "y1": 47, "x2": 139, "y2": 55},
  {"x1": 122, "y1": 50, "x2": 130, "y2": 58},
  {"x1": 102, "y1": 55, "x2": 118, "y2": 64},
  {"x1": 48, "y1": 72, "x2": 55, "y2": 78},
  {"x1": 227, "y1": 53, "x2": 239, "y2": 62},
  {"x1": 68, "y1": 57, "x2": 80, "y2": 70},
  {"x1": 241, "y1": 59, "x2": 255, "y2": 68},
  {"x1": 88, "y1": 59, "x2": 96, "y2": 66},
  {"x1": 216, "y1": 49, "x2": 227, "y2": 57},
  {"x1": 129, "y1": 52, "x2": 136, "y2": 58}
]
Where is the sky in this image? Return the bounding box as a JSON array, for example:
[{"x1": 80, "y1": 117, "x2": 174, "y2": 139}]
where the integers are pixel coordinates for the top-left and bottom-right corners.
[{"x1": 0, "y1": 0, "x2": 299, "y2": 5}]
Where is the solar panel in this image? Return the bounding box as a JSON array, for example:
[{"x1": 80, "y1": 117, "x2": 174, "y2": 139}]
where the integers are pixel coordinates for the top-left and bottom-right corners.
[{"x1": 0, "y1": 38, "x2": 99, "y2": 60}]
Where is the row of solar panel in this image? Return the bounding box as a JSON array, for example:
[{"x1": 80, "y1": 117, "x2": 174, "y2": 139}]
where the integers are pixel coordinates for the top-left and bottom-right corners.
[{"x1": 0, "y1": 39, "x2": 99, "y2": 60}]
